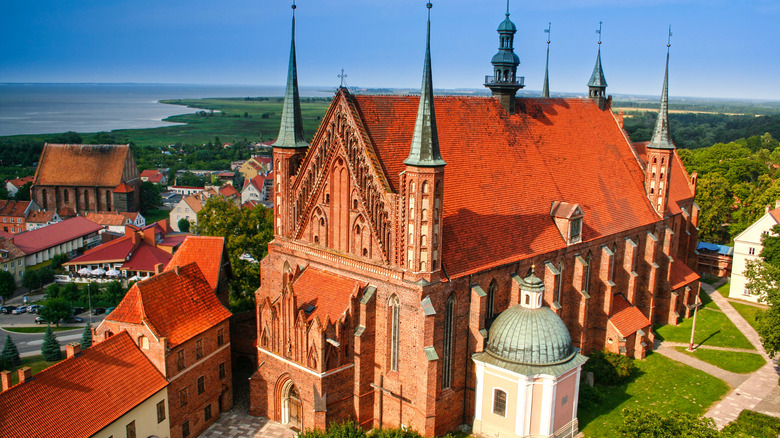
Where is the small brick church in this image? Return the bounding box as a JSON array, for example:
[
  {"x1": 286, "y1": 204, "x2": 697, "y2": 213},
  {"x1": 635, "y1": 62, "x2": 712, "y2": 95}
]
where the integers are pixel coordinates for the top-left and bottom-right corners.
[{"x1": 250, "y1": 3, "x2": 700, "y2": 437}]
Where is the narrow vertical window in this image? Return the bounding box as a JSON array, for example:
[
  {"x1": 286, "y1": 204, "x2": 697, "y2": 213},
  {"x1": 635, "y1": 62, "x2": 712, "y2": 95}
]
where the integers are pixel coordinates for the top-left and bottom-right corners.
[
  {"x1": 389, "y1": 295, "x2": 400, "y2": 372},
  {"x1": 179, "y1": 387, "x2": 188, "y2": 407},
  {"x1": 584, "y1": 253, "x2": 592, "y2": 294},
  {"x1": 442, "y1": 294, "x2": 455, "y2": 389},
  {"x1": 196, "y1": 339, "x2": 204, "y2": 359},
  {"x1": 156, "y1": 400, "x2": 166, "y2": 423},
  {"x1": 487, "y1": 280, "x2": 497, "y2": 320},
  {"x1": 493, "y1": 389, "x2": 507, "y2": 417},
  {"x1": 197, "y1": 375, "x2": 205, "y2": 394},
  {"x1": 556, "y1": 261, "x2": 564, "y2": 306},
  {"x1": 126, "y1": 421, "x2": 136, "y2": 438},
  {"x1": 219, "y1": 362, "x2": 226, "y2": 379},
  {"x1": 217, "y1": 328, "x2": 224, "y2": 346},
  {"x1": 177, "y1": 350, "x2": 185, "y2": 371},
  {"x1": 182, "y1": 421, "x2": 190, "y2": 438}
]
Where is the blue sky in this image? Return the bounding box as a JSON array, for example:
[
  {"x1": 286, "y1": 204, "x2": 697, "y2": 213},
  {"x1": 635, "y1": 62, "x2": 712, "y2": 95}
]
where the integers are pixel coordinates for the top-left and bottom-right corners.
[{"x1": 2, "y1": 0, "x2": 779, "y2": 100}]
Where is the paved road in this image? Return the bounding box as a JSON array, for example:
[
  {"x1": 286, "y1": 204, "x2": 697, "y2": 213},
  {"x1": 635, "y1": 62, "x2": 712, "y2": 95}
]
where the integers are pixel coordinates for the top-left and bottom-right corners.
[{"x1": 0, "y1": 305, "x2": 108, "y2": 356}]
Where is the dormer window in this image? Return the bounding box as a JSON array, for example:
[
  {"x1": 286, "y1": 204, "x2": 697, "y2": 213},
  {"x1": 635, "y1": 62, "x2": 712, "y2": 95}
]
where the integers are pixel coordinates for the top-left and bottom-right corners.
[{"x1": 550, "y1": 201, "x2": 584, "y2": 245}]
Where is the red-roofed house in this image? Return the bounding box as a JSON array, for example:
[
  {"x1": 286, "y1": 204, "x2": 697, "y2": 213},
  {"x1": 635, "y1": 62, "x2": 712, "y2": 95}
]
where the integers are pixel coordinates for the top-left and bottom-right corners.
[
  {"x1": 13, "y1": 216, "x2": 103, "y2": 267},
  {"x1": 141, "y1": 169, "x2": 169, "y2": 185},
  {"x1": 4, "y1": 176, "x2": 34, "y2": 198},
  {"x1": 239, "y1": 156, "x2": 272, "y2": 180},
  {"x1": 0, "y1": 238, "x2": 26, "y2": 285},
  {"x1": 0, "y1": 200, "x2": 39, "y2": 235},
  {"x1": 31, "y1": 143, "x2": 141, "y2": 213},
  {"x1": 165, "y1": 236, "x2": 231, "y2": 305},
  {"x1": 25, "y1": 209, "x2": 62, "y2": 231},
  {"x1": 241, "y1": 173, "x2": 272, "y2": 205},
  {"x1": 251, "y1": 9, "x2": 702, "y2": 436},
  {"x1": 170, "y1": 194, "x2": 205, "y2": 232},
  {"x1": 86, "y1": 211, "x2": 146, "y2": 234},
  {"x1": 96, "y1": 263, "x2": 233, "y2": 438},
  {"x1": 0, "y1": 331, "x2": 170, "y2": 438}
]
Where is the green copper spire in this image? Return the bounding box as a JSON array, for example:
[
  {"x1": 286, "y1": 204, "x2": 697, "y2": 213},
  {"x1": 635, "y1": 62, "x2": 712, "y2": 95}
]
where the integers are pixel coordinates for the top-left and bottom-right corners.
[
  {"x1": 648, "y1": 28, "x2": 674, "y2": 150},
  {"x1": 587, "y1": 48, "x2": 607, "y2": 90},
  {"x1": 542, "y1": 23, "x2": 551, "y2": 98},
  {"x1": 405, "y1": 3, "x2": 445, "y2": 168},
  {"x1": 272, "y1": 3, "x2": 309, "y2": 149}
]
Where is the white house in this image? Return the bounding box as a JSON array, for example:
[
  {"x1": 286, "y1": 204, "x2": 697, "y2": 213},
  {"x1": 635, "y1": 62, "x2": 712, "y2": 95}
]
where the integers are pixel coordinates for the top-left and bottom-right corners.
[{"x1": 730, "y1": 204, "x2": 780, "y2": 303}]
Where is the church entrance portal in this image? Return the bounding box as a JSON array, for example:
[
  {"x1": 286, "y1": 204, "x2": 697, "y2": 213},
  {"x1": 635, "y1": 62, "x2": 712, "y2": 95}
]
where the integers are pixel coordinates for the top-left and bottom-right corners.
[{"x1": 281, "y1": 381, "x2": 302, "y2": 431}]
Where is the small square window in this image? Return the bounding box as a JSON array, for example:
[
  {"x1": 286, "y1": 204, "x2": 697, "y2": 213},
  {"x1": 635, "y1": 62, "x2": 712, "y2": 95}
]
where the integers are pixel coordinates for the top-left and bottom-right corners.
[{"x1": 749, "y1": 247, "x2": 756, "y2": 255}]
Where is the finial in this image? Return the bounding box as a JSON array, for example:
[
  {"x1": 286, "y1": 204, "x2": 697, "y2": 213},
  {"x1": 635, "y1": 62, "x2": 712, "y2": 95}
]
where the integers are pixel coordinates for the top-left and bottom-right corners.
[
  {"x1": 667, "y1": 24, "x2": 672, "y2": 50},
  {"x1": 338, "y1": 69, "x2": 348, "y2": 88},
  {"x1": 597, "y1": 21, "x2": 603, "y2": 44},
  {"x1": 291, "y1": 0, "x2": 296, "y2": 16},
  {"x1": 506, "y1": 0, "x2": 510, "y2": 16},
  {"x1": 545, "y1": 22, "x2": 551, "y2": 44},
  {"x1": 427, "y1": 2, "x2": 432, "y2": 19}
]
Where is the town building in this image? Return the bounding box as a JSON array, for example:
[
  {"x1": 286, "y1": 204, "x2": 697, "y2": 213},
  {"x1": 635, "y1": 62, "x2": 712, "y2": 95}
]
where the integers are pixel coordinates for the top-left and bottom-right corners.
[
  {"x1": 165, "y1": 235, "x2": 231, "y2": 306},
  {"x1": 4, "y1": 176, "x2": 34, "y2": 198},
  {"x1": 12, "y1": 216, "x2": 103, "y2": 267},
  {"x1": 0, "y1": 200, "x2": 38, "y2": 235},
  {"x1": 241, "y1": 173, "x2": 273, "y2": 206},
  {"x1": 0, "y1": 332, "x2": 170, "y2": 438},
  {"x1": 696, "y1": 242, "x2": 733, "y2": 278},
  {"x1": 96, "y1": 262, "x2": 233, "y2": 438},
  {"x1": 239, "y1": 156, "x2": 272, "y2": 180},
  {"x1": 249, "y1": 4, "x2": 700, "y2": 437},
  {"x1": 171, "y1": 194, "x2": 206, "y2": 232},
  {"x1": 25, "y1": 209, "x2": 62, "y2": 231},
  {"x1": 729, "y1": 206, "x2": 780, "y2": 303},
  {"x1": 0, "y1": 238, "x2": 26, "y2": 285},
  {"x1": 141, "y1": 169, "x2": 169, "y2": 185},
  {"x1": 31, "y1": 144, "x2": 141, "y2": 213},
  {"x1": 171, "y1": 186, "x2": 206, "y2": 197},
  {"x1": 85, "y1": 211, "x2": 146, "y2": 234}
]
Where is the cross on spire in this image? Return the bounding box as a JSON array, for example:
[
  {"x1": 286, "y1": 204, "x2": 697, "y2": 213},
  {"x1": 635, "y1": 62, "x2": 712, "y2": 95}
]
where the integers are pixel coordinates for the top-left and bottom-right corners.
[
  {"x1": 596, "y1": 21, "x2": 603, "y2": 44},
  {"x1": 338, "y1": 69, "x2": 348, "y2": 88}
]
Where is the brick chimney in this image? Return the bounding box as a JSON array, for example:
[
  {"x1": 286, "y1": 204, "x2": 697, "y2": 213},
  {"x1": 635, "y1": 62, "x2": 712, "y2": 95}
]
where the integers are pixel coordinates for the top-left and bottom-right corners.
[
  {"x1": 154, "y1": 263, "x2": 164, "y2": 275},
  {"x1": 131, "y1": 230, "x2": 140, "y2": 245},
  {"x1": 143, "y1": 227, "x2": 156, "y2": 244},
  {"x1": 174, "y1": 265, "x2": 180, "y2": 275},
  {"x1": 18, "y1": 367, "x2": 31, "y2": 383},
  {"x1": 617, "y1": 110, "x2": 625, "y2": 129},
  {"x1": 66, "y1": 342, "x2": 81, "y2": 358},
  {"x1": 0, "y1": 370, "x2": 11, "y2": 391}
]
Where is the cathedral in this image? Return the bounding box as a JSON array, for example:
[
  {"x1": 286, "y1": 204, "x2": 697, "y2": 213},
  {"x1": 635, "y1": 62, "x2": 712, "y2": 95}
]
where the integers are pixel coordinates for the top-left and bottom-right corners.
[{"x1": 249, "y1": 3, "x2": 700, "y2": 437}]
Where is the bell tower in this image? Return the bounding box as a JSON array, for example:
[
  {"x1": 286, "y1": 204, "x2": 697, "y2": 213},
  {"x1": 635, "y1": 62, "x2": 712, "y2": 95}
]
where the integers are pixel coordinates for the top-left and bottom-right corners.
[
  {"x1": 484, "y1": 1, "x2": 524, "y2": 114},
  {"x1": 273, "y1": 2, "x2": 310, "y2": 238},
  {"x1": 403, "y1": 3, "x2": 446, "y2": 283}
]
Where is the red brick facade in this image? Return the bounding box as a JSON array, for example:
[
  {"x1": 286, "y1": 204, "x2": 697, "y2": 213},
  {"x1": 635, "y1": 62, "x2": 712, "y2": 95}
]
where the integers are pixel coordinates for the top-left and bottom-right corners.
[{"x1": 250, "y1": 89, "x2": 701, "y2": 436}]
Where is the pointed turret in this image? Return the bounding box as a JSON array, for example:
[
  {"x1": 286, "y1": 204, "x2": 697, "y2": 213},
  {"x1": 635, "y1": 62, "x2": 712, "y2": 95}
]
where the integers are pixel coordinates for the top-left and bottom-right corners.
[
  {"x1": 542, "y1": 23, "x2": 551, "y2": 98},
  {"x1": 485, "y1": 0, "x2": 524, "y2": 114},
  {"x1": 644, "y1": 27, "x2": 675, "y2": 216},
  {"x1": 403, "y1": 3, "x2": 445, "y2": 283},
  {"x1": 272, "y1": 4, "x2": 309, "y2": 149},
  {"x1": 588, "y1": 22, "x2": 610, "y2": 110},
  {"x1": 404, "y1": 3, "x2": 445, "y2": 167}
]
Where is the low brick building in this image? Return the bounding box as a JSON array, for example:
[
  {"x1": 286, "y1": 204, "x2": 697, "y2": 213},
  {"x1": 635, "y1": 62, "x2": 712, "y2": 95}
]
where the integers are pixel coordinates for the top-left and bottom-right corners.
[
  {"x1": 0, "y1": 200, "x2": 37, "y2": 235},
  {"x1": 31, "y1": 143, "x2": 141, "y2": 214},
  {"x1": 96, "y1": 262, "x2": 233, "y2": 438}
]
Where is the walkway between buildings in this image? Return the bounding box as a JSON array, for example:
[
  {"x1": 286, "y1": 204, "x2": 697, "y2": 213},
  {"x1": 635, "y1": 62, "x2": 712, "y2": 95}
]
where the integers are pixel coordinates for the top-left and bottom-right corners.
[
  {"x1": 655, "y1": 281, "x2": 780, "y2": 429},
  {"x1": 200, "y1": 411, "x2": 297, "y2": 438}
]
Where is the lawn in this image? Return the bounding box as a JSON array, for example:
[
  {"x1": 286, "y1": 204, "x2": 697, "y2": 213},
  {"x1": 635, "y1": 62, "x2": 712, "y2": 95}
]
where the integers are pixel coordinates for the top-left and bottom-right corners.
[
  {"x1": 729, "y1": 301, "x2": 766, "y2": 334},
  {"x1": 578, "y1": 352, "x2": 730, "y2": 437},
  {"x1": 8, "y1": 354, "x2": 63, "y2": 386},
  {"x1": 674, "y1": 347, "x2": 766, "y2": 374},
  {"x1": 143, "y1": 209, "x2": 170, "y2": 224},
  {"x1": 2, "y1": 326, "x2": 79, "y2": 334},
  {"x1": 654, "y1": 293, "x2": 755, "y2": 350}
]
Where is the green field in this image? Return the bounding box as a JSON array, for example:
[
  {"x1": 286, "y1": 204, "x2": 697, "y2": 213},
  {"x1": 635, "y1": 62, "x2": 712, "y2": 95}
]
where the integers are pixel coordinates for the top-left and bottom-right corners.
[
  {"x1": 578, "y1": 352, "x2": 730, "y2": 437},
  {"x1": 674, "y1": 346, "x2": 766, "y2": 374},
  {"x1": 7, "y1": 354, "x2": 64, "y2": 386},
  {"x1": 2, "y1": 326, "x2": 78, "y2": 334},
  {"x1": 729, "y1": 300, "x2": 767, "y2": 334}
]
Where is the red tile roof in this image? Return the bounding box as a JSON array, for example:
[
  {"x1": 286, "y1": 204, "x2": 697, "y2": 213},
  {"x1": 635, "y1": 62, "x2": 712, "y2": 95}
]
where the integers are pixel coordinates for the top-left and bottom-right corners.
[
  {"x1": 13, "y1": 216, "x2": 103, "y2": 254},
  {"x1": 114, "y1": 182, "x2": 134, "y2": 193},
  {"x1": 6, "y1": 176, "x2": 34, "y2": 189},
  {"x1": 106, "y1": 263, "x2": 231, "y2": 346},
  {"x1": 119, "y1": 244, "x2": 172, "y2": 272},
  {"x1": 219, "y1": 184, "x2": 240, "y2": 198},
  {"x1": 292, "y1": 267, "x2": 363, "y2": 325},
  {"x1": 670, "y1": 258, "x2": 700, "y2": 290},
  {"x1": 86, "y1": 212, "x2": 128, "y2": 226},
  {"x1": 119, "y1": 211, "x2": 141, "y2": 222},
  {"x1": 609, "y1": 294, "x2": 652, "y2": 337},
  {"x1": 26, "y1": 210, "x2": 57, "y2": 224},
  {"x1": 0, "y1": 200, "x2": 30, "y2": 217},
  {"x1": 0, "y1": 231, "x2": 12, "y2": 240},
  {"x1": 769, "y1": 207, "x2": 780, "y2": 224},
  {"x1": 66, "y1": 236, "x2": 136, "y2": 264},
  {"x1": 0, "y1": 239, "x2": 25, "y2": 260},
  {"x1": 58, "y1": 206, "x2": 77, "y2": 218},
  {"x1": 183, "y1": 195, "x2": 204, "y2": 213},
  {"x1": 140, "y1": 169, "x2": 162, "y2": 179},
  {"x1": 33, "y1": 144, "x2": 132, "y2": 187},
  {"x1": 351, "y1": 95, "x2": 664, "y2": 277},
  {"x1": 0, "y1": 331, "x2": 168, "y2": 438},
  {"x1": 165, "y1": 236, "x2": 226, "y2": 290}
]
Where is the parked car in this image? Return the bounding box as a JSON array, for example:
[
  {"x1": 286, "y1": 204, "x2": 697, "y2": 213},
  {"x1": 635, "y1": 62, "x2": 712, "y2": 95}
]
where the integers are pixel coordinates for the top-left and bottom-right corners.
[
  {"x1": 27, "y1": 305, "x2": 42, "y2": 314},
  {"x1": 72, "y1": 307, "x2": 86, "y2": 315},
  {"x1": 59, "y1": 316, "x2": 83, "y2": 324},
  {"x1": 0, "y1": 306, "x2": 17, "y2": 314},
  {"x1": 11, "y1": 307, "x2": 26, "y2": 315},
  {"x1": 35, "y1": 316, "x2": 48, "y2": 324},
  {"x1": 105, "y1": 307, "x2": 115, "y2": 315},
  {"x1": 91, "y1": 307, "x2": 106, "y2": 315}
]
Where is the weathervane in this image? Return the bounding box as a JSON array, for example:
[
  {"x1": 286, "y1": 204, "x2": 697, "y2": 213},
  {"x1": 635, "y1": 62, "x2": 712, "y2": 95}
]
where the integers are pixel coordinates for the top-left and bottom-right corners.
[
  {"x1": 596, "y1": 21, "x2": 603, "y2": 44},
  {"x1": 544, "y1": 22, "x2": 551, "y2": 44},
  {"x1": 667, "y1": 25, "x2": 673, "y2": 49},
  {"x1": 291, "y1": 0, "x2": 296, "y2": 15},
  {"x1": 338, "y1": 69, "x2": 348, "y2": 88},
  {"x1": 506, "y1": 0, "x2": 510, "y2": 16}
]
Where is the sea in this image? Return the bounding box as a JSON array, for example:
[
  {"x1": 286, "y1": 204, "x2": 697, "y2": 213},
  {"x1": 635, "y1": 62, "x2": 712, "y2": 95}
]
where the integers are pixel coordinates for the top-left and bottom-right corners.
[{"x1": 0, "y1": 83, "x2": 336, "y2": 136}]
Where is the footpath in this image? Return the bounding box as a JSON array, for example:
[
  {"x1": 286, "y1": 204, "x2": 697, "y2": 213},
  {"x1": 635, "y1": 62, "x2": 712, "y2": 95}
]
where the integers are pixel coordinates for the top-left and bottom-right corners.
[{"x1": 654, "y1": 281, "x2": 780, "y2": 429}]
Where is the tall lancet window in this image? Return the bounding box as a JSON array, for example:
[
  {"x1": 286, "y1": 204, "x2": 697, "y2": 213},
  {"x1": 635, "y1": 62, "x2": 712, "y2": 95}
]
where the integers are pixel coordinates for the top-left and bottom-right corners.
[
  {"x1": 389, "y1": 295, "x2": 401, "y2": 372},
  {"x1": 442, "y1": 294, "x2": 455, "y2": 389},
  {"x1": 487, "y1": 279, "x2": 497, "y2": 320}
]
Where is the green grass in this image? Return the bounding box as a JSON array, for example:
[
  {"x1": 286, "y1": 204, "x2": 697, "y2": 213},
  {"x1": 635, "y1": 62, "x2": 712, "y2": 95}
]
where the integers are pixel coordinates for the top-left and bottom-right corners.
[
  {"x1": 2, "y1": 326, "x2": 78, "y2": 333},
  {"x1": 143, "y1": 209, "x2": 170, "y2": 223},
  {"x1": 8, "y1": 354, "x2": 63, "y2": 386},
  {"x1": 722, "y1": 410, "x2": 780, "y2": 438},
  {"x1": 578, "y1": 352, "x2": 730, "y2": 437},
  {"x1": 654, "y1": 294, "x2": 755, "y2": 350},
  {"x1": 716, "y1": 280, "x2": 731, "y2": 297},
  {"x1": 729, "y1": 301, "x2": 766, "y2": 334},
  {"x1": 673, "y1": 347, "x2": 766, "y2": 374}
]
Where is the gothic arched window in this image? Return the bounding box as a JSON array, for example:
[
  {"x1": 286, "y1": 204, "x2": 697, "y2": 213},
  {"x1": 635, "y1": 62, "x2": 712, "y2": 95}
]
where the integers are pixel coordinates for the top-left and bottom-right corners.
[
  {"x1": 487, "y1": 279, "x2": 497, "y2": 320},
  {"x1": 442, "y1": 294, "x2": 455, "y2": 389},
  {"x1": 389, "y1": 295, "x2": 400, "y2": 372}
]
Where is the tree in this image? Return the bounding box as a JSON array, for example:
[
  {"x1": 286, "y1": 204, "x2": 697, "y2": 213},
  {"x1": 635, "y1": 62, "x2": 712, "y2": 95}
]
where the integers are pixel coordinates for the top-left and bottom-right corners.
[
  {"x1": 618, "y1": 407, "x2": 720, "y2": 437},
  {"x1": 1, "y1": 335, "x2": 21, "y2": 368},
  {"x1": 39, "y1": 297, "x2": 72, "y2": 327},
  {"x1": 41, "y1": 326, "x2": 62, "y2": 361},
  {"x1": 61, "y1": 282, "x2": 79, "y2": 302},
  {"x1": 13, "y1": 182, "x2": 31, "y2": 201},
  {"x1": 50, "y1": 253, "x2": 69, "y2": 271},
  {"x1": 694, "y1": 173, "x2": 732, "y2": 243},
  {"x1": 176, "y1": 171, "x2": 206, "y2": 187},
  {"x1": 21, "y1": 270, "x2": 39, "y2": 291},
  {"x1": 0, "y1": 270, "x2": 16, "y2": 302},
  {"x1": 81, "y1": 322, "x2": 93, "y2": 350},
  {"x1": 45, "y1": 283, "x2": 61, "y2": 300},
  {"x1": 140, "y1": 180, "x2": 162, "y2": 213},
  {"x1": 178, "y1": 217, "x2": 191, "y2": 233},
  {"x1": 101, "y1": 281, "x2": 124, "y2": 306},
  {"x1": 0, "y1": 185, "x2": 9, "y2": 200},
  {"x1": 744, "y1": 224, "x2": 780, "y2": 357}
]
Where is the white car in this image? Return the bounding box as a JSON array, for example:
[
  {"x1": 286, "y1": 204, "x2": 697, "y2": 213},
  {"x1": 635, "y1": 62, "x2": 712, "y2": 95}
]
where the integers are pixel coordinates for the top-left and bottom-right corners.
[{"x1": 11, "y1": 307, "x2": 27, "y2": 315}]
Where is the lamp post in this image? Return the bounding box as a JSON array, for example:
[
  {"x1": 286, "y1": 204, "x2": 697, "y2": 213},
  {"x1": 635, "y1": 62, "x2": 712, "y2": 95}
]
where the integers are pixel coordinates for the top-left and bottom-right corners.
[{"x1": 687, "y1": 288, "x2": 702, "y2": 351}]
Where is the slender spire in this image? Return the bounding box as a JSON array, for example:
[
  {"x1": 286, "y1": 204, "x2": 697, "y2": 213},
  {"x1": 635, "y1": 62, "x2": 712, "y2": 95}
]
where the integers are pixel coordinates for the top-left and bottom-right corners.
[
  {"x1": 587, "y1": 22, "x2": 607, "y2": 91},
  {"x1": 542, "y1": 23, "x2": 551, "y2": 98},
  {"x1": 272, "y1": 2, "x2": 309, "y2": 149},
  {"x1": 647, "y1": 26, "x2": 674, "y2": 150},
  {"x1": 405, "y1": 3, "x2": 445, "y2": 167}
]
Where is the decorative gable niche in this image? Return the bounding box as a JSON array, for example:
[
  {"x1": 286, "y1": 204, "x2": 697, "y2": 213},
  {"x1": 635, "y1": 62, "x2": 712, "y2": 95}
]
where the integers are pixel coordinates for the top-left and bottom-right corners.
[{"x1": 550, "y1": 201, "x2": 584, "y2": 245}]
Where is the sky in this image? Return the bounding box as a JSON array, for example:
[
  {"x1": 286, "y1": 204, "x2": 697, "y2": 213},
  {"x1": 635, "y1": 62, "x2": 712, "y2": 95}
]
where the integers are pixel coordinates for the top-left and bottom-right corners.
[{"x1": 2, "y1": 0, "x2": 779, "y2": 100}]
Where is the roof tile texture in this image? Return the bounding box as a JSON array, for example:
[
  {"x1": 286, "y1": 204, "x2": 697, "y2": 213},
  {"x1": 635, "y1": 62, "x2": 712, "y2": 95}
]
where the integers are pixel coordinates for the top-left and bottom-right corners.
[
  {"x1": 0, "y1": 331, "x2": 167, "y2": 438},
  {"x1": 165, "y1": 236, "x2": 226, "y2": 290},
  {"x1": 13, "y1": 216, "x2": 103, "y2": 254},
  {"x1": 292, "y1": 267, "x2": 362, "y2": 324},
  {"x1": 609, "y1": 294, "x2": 652, "y2": 337},
  {"x1": 33, "y1": 144, "x2": 131, "y2": 187}
]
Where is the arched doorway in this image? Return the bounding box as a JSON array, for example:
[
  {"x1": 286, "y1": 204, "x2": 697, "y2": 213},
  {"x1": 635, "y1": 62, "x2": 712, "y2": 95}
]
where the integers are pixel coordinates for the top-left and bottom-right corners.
[{"x1": 281, "y1": 380, "x2": 302, "y2": 430}]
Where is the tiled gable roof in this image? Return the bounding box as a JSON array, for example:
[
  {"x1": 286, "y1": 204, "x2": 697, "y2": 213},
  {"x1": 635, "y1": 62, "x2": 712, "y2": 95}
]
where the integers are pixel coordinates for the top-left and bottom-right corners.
[
  {"x1": 13, "y1": 216, "x2": 103, "y2": 254},
  {"x1": 66, "y1": 235, "x2": 136, "y2": 264},
  {"x1": 609, "y1": 294, "x2": 651, "y2": 337},
  {"x1": 670, "y1": 258, "x2": 700, "y2": 290},
  {"x1": 292, "y1": 267, "x2": 363, "y2": 325},
  {"x1": 769, "y1": 207, "x2": 780, "y2": 224},
  {"x1": 351, "y1": 95, "x2": 664, "y2": 277},
  {"x1": 33, "y1": 144, "x2": 131, "y2": 187},
  {"x1": 119, "y1": 244, "x2": 172, "y2": 272},
  {"x1": 114, "y1": 182, "x2": 134, "y2": 193},
  {"x1": 0, "y1": 239, "x2": 25, "y2": 260},
  {"x1": 0, "y1": 331, "x2": 167, "y2": 438},
  {"x1": 86, "y1": 212, "x2": 128, "y2": 226},
  {"x1": 0, "y1": 200, "x2": 30, "y2": 217},
  {"x1": 106, "y1": 263, "x2": 231, "y2": 346},
  {"x1": 26, "y1": 210, "x2": 57, "y2": 223},
  {"x1": 6, "y1": 176, "x2": 34, "y2": 189},
  {"x1": 165, "y1": 236, "x2": 226, "y2": 290},
  {"x1": 219, "y1": 184, "x2": 239, "y2": 198},
  {"x1": 183, "y1": 195, "x2": 204, "y2": 213}
]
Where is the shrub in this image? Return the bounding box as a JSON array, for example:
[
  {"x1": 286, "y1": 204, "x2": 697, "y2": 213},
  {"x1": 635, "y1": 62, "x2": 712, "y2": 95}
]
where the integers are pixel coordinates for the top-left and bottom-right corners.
[
  {"x1": 1, "y1": 335, "x2": 21, "y2": 368},
  {"x1": 368, "y1": 427, "x2": 423, "y2": 438},
  {"x1": 41, "y1": 326, "x2": 62, "y2": 361},
  {"x1": 618, "y1": 407, "x2": 719, "y2": 438},
  {"x1": 577, "y1": 382, "x2": 605, "y2": 406},
  {"x1": 722, "y1": 410, "x2": 780, "y2": 438},
  {"x1": 584, "y1": 350, "x2": 636, "y2": 385}
]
